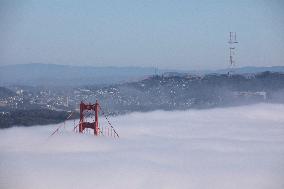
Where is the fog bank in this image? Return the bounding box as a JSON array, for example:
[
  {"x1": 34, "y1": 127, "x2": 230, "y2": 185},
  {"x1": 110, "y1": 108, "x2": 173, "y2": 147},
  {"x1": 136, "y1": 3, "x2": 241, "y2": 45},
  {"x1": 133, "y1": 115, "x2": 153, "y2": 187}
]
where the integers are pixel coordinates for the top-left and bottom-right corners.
[{"x1": 1, "y1": 103, "x2": 284, "y2": 189}]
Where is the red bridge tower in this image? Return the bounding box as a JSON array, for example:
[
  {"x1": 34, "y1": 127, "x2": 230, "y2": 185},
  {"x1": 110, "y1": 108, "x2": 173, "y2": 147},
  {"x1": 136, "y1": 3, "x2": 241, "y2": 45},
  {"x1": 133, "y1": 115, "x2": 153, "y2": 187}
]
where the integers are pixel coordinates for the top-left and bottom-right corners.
[
  {"x1": 79, "y1": 100, "x2": 100, "y2": 136},
  {"x1": 50, "y1": 100, "x2": 119, "y2": 138}
]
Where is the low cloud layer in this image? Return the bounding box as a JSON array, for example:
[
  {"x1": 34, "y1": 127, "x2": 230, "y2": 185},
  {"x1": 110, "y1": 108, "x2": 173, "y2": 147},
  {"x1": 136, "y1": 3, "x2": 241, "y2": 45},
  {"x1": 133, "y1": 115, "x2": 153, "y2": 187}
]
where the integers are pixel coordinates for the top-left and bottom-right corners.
[{"x1": 1, "y1": 103, "x2": 284, "y2": 189}]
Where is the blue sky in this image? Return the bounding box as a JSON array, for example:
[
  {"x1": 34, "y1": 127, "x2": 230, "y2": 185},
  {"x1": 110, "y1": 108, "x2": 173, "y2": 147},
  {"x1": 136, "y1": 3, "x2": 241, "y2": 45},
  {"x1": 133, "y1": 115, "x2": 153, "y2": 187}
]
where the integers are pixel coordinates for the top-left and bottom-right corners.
[{"x1": 0, "y1": 0, "x2": 284, "y2": 70}]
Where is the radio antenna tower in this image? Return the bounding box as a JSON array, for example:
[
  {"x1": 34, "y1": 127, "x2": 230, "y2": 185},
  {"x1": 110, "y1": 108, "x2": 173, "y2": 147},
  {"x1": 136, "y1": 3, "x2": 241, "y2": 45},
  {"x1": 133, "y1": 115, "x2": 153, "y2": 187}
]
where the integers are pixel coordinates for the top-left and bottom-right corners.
[
  {"x1": 228, "y1": 32, "x2": 238, "y2": 75},
  {"x1": 155, "y1": 67, "x2": 158, "y2": 76}
]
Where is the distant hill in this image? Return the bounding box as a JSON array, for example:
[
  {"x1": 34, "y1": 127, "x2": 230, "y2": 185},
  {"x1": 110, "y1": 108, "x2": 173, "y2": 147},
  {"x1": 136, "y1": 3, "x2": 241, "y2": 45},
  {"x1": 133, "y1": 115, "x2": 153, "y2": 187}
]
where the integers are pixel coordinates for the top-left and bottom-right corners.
[
  {"x1": 0, "y1": 109, "x2": 77, "y2": 128},
  {"x1": 0, "y1": 63, "x2": 283, "y2": 86},
  {"x1": 213, "y1": 66, "x2": 284, "y2": 74},
  {"x1": 0, "y1": 87, "x2": 16, "y2": 98},
  {"x1": 0, "y1": 63, "x2": 157, "y2": 86},
  {"x1": 85, "y1": 71, "x2": 284, "y2": 114},
  {"x1": 1, "y1": 71, "x2": 284, "y2": 128}
]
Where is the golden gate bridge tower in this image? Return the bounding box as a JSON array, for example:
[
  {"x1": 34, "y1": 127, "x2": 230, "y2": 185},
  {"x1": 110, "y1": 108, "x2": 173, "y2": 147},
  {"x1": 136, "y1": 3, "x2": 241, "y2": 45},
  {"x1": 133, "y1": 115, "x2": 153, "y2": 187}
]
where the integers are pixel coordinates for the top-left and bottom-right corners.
[
  {"x1": 50, "y1": 100, "x2": 119, "y2": 138},
  {"x1": 79, "y1": 101, "x2": 100, "y2": 136}
]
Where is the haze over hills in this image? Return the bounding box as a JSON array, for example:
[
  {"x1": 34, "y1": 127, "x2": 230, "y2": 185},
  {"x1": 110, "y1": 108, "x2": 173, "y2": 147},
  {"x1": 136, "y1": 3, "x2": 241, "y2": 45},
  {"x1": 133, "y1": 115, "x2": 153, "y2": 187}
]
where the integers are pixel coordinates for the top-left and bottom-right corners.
[
  {"x1": 0, "y1": 87, "x2": 15, "y2": 98},
  {"x1": 1, "y1": 71, "x2": 284, "y2": 128},
  {"x1": 0, "y1": 63, "x2": 158, "y2": 86},
  {"x1": 1, "y1": 63, "x2": 284, "y2": 128},
  {"x1": 0, "y1": 63, "x2": 284, "y2": 86},
  {"x1": 213, "y1": 66, "x2": 284, "y2": 74}
]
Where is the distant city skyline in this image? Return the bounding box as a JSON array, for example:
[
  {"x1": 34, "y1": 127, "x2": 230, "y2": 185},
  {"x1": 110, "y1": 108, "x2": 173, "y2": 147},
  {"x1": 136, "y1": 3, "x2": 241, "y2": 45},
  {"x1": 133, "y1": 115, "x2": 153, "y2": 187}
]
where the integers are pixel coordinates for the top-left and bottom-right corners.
[{"x1": 0, "y1": 0, "x2": 284, "y2": 70}]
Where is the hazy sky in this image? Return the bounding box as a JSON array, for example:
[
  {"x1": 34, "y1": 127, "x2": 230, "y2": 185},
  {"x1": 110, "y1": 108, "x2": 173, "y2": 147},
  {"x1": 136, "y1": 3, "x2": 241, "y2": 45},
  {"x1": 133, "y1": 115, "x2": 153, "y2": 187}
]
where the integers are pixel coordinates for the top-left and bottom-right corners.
[{"x1": 0, "y1": 0, "x2": 284, "y2": 70}]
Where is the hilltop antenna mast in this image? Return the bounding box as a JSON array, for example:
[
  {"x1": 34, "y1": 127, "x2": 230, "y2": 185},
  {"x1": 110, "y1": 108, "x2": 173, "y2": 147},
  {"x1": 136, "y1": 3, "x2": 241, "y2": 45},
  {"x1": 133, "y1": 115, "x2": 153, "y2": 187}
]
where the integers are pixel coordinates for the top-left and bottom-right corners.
[
  {"x1": 154, "y1": 66, "x2": 158, "y2": 76},
  {"x1": 228, "y1": 32, "x2": 238, "y2": 75}
]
